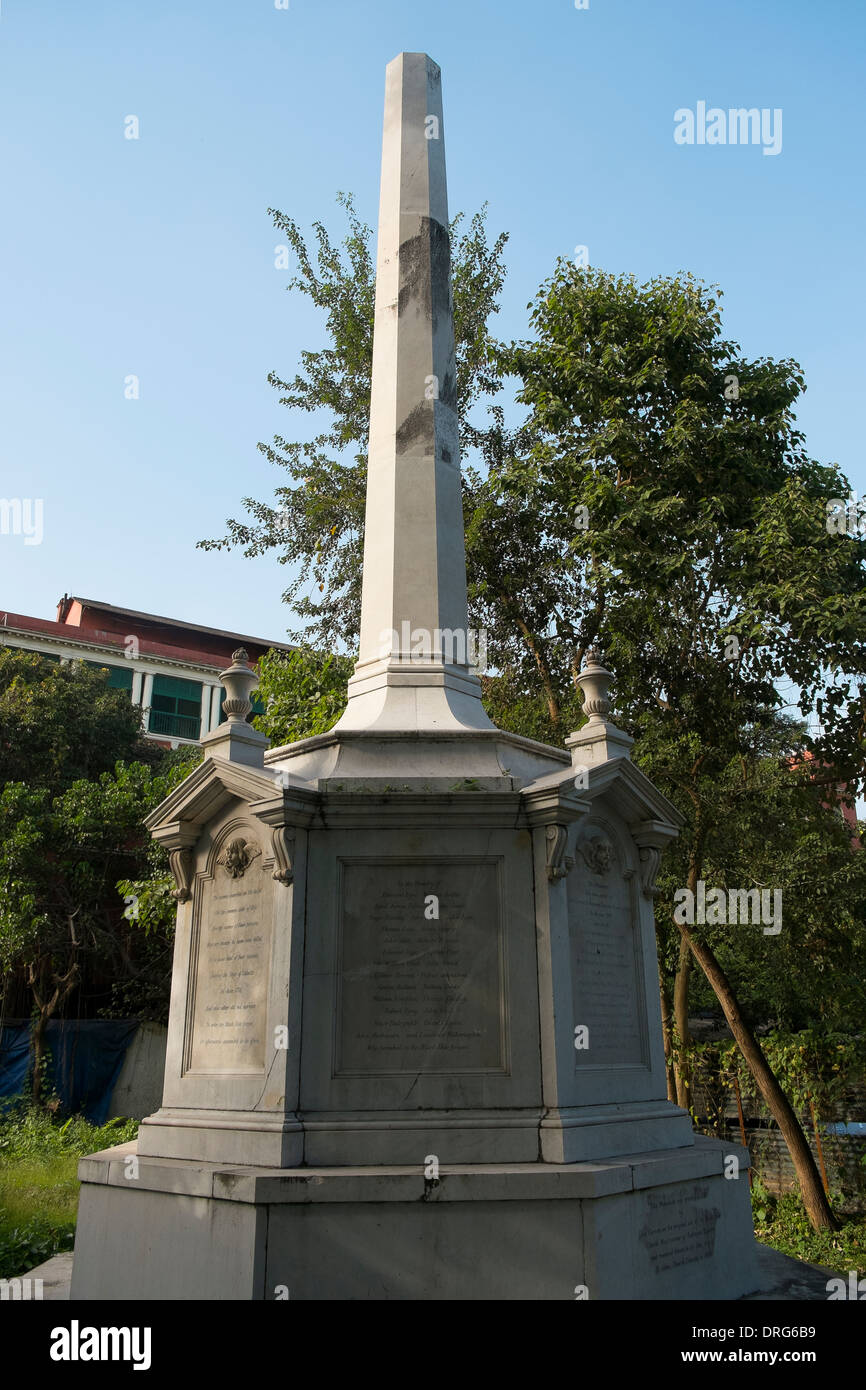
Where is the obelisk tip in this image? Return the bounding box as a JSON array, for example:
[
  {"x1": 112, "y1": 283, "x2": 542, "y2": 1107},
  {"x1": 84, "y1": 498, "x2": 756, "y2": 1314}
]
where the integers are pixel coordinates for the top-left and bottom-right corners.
[{"x1": 386, "y1": 52, "x2": 440, "y2": 76}]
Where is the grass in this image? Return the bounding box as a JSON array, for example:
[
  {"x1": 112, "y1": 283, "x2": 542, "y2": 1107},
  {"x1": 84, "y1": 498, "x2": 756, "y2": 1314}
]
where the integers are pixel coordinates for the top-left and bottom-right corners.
[
  {"x1": 751, "y1": 1178, "x2": 866, "y2": 1275},
  {"x1": 0, "y1": 1102, "x2": 138, "y2": 1280}
]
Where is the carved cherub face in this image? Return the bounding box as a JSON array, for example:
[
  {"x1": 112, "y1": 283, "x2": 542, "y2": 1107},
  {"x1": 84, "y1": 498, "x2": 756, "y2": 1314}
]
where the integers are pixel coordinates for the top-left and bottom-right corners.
[
  {"x1": 580, "y1": 834, "x2": 612, "y2": 875},
  {"x1": 217, "y1": 837, "x2": 261, "y2": 879}
]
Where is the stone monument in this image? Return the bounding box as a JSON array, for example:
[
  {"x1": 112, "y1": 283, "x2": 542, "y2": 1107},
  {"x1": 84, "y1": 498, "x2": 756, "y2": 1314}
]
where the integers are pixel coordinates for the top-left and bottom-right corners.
[{"x1": 71, "y1": 52, "x2": 759, "y2": 1300}]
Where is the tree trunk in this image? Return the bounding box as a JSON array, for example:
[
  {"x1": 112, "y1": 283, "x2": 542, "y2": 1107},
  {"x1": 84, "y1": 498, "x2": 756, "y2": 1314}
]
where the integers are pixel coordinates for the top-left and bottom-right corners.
[
  {"x1": 503, "y1": 592, "x2": 561, "y2": 731},
  {"x1": 673, "y1": 936, "x2": 691, "y2": 1109},
  {"x1": 30, "y1": 1008, "x2": 48, "y2": 1105},
  {"x1": 26, "y1": 955, "x2": 79, "y2": 1108},
  {"x1": 676, "y1": 921, "x2": 838, "y2": 1231}
]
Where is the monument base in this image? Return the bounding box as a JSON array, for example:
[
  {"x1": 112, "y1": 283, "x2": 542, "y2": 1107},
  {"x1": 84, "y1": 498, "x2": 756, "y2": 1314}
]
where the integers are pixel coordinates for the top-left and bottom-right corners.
[{"x1": 70, "y1": 1136, "x2": 759, "y2": 1301}]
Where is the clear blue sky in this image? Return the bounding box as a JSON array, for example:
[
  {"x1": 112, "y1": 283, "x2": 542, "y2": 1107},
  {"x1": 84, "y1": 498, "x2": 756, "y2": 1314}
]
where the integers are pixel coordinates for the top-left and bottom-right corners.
[{"x1": 1, "y1": 0, "x2": 863, "y2": 646}]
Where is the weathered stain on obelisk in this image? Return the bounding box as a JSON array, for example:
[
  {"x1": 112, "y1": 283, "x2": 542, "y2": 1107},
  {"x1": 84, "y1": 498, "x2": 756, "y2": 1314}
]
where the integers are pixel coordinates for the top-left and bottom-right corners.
[{"x1": 337, "y1": 52, "x2": 492, "y2": 733}]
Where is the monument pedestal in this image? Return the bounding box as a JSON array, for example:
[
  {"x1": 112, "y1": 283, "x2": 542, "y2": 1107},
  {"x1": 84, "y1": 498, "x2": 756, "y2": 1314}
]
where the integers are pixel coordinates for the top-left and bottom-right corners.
[
  {"x1": 71, "y1": 1137, "x2": 758, "y2": 1301},
  {"x1": 71, "y1": 745, "x2": 759, "y2": 1300},
  {"x1": 122, "y1": 751, "x2": 696, "y2": 1170}
]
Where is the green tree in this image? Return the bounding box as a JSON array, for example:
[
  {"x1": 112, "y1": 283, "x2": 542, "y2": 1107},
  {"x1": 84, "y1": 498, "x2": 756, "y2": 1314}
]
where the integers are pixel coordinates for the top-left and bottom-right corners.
[
  {"x1": 0, "y1": 652, "x2": 200, "y2": 1099},
  {"x1": 0, "y1": 763, "x2": 187, "y2": 1099},
  {"x1": 503, "y1": 264, "x2": 866, "y2": 1227},
  {"x1": 665, "y1": 730, "x2": 866, "y2": 1036},
  {"x1": 251, "y1": 647, "x2": 354, "y2": 746},
  {"x1": 0, "y1": 649, "x2": 153, "y2": 788}
]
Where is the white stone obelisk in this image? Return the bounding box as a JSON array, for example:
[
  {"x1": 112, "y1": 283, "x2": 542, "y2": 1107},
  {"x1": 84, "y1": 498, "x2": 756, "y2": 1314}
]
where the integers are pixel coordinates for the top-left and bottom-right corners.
[{"x1": 336, "y1": 53, "x2": 492, "y2": 733}]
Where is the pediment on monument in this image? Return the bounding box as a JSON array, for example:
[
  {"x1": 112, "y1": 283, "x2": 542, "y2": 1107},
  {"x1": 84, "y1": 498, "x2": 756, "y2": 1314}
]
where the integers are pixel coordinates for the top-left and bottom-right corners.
[
  {"x1": 144, "y1": 754, "x2": 319, "y2": 837},
  {"x1": 585, "y1": 756, "x2": 683, "y2": 831},
  {"x1": 521, "y1": 754, "x2": 683, "y2": 836}
]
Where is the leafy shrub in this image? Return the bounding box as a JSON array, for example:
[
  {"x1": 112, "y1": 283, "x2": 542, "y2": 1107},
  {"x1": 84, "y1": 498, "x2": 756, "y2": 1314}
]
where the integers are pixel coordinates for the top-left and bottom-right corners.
[
  {"x1": 0, "y1": 1103, "x2": 138, "y2": 1158},
  {"x1": 751, "y1": 1176, "x2": 866, "y2": 1272}
]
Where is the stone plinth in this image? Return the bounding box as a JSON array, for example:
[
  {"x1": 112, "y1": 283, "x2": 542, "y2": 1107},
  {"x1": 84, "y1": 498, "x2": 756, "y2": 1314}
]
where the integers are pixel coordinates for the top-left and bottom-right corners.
[{"x1": 71, "y1": 1139, "x2": 759, "y2": 1301}]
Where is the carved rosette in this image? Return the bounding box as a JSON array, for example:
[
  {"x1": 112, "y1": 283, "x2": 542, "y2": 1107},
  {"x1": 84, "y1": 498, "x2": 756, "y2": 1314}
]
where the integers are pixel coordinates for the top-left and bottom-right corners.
[
  {"x1": 545, "y1": 824, "x2": 575, "y2": 881},
  {"x1": 271, "y1": 826, "x2": 295, "y2": 885},
  {"x1": 217, "y1": 837, "x2": 261, "y2": 879},
  {"x1": 168, "y1": 847, "x2": 194, "y2": 902}
]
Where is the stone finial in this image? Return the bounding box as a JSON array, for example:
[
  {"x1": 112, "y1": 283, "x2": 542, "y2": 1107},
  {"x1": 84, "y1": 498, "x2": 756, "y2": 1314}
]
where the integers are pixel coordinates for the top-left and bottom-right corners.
[
  {"x1": 577, "y1": 647, "x2": 612, "y2": 722},
  {"x1": 199, "y1": 641, "x2": 268, "y2": 767},
  {"x1": 220, "y1": 648, "x2": 259, "y2": 723},
  {"x1": 566, "y1": 646, "x2": 634, "y2": 767}
]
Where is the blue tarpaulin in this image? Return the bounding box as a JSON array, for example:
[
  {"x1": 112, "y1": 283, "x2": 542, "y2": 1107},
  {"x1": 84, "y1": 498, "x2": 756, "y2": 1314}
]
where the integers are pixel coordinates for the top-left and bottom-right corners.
[
  {"x1": 0, "y1": 1019, "x2": 139, "y2": 1123},
  {"x1": 0, "y1": 1025, "x2": 29, "y2": 1103}
]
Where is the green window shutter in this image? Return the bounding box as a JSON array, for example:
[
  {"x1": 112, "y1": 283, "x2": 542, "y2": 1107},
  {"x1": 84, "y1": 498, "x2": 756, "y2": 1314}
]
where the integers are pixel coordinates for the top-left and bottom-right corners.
[
  {"x1": 152, "y1": 674, "x2": 202, "y2": 702},
  {"x1": 148, "y1": 675, "x2": 203, "y2": 740},
  {"x1": 87, "y1": 661, "x2": 134, "y2": 692}
]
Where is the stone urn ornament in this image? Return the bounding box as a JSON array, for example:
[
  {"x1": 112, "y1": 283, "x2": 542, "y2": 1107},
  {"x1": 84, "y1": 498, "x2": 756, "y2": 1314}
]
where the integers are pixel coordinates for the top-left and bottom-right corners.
[
  {"x1": 220, "y1": 647, "x2": 259, "y2": 723},
  {"x1": 577, "y1": 646, "x2": 612, "y2": 722}
]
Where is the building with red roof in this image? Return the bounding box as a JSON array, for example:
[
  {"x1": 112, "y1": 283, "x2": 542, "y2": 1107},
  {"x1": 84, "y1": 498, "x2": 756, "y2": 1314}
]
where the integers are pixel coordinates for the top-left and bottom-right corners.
[{"x1": 0, "y1": 595, "x2": 295, "y2": 748}]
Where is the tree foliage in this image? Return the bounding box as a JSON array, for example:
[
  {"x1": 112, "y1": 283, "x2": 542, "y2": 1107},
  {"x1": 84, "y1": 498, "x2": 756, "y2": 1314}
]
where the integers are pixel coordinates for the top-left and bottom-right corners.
[
  {"x1": 0, "y1": 753, "x2": 199, "y2": 1026},
  {"x1": 0, "y1": 649, "x2": 154, "y2": 788},
  {"x1": 251, "y1": 646, "x2": 354, "y2": 746},
  {"x1": 651, "y1": 715, "x2": 866, "y2": 1035},
  {"x1": 491, "y1": 265, "x2": 866, "y2": 766},
  {"x1": 0, "y1": 653, "x2": 201, "y2": 1058}
]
